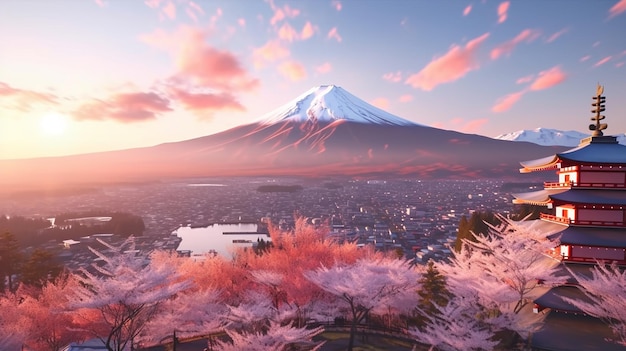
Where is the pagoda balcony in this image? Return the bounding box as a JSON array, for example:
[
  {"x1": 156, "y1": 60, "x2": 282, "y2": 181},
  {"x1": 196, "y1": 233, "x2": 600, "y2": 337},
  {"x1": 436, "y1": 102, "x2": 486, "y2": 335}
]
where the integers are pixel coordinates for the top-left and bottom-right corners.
[
  {"x1": 540, "y1": 213, "x2": 626, "y2": 227},
  {"x1": 544, "y1": 181, "x2": 626, "y2": 189}
]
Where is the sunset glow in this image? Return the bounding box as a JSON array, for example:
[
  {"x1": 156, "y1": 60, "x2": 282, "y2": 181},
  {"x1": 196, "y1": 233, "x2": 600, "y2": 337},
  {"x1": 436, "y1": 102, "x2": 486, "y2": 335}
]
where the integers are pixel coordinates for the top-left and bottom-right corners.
[
  {"x1": 1, "y1": 1, "x2": 625, "y2": 159},
  {"x1": 39, "y1": 113, "x2": 69, "y2": 136}
]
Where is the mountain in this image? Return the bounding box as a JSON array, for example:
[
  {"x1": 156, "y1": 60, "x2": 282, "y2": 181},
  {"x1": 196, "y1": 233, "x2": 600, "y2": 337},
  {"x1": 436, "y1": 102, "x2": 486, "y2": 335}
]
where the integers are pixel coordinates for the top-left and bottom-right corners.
[
  {"x1": 259, "y1": 85, "x2": 418, "y2": 126},
  {"x1": 495, "y1": 127, "x2": 626, "y2": 147},
  {"x1": 0, "y1": 85, "x2": 568, "y2": 190}
]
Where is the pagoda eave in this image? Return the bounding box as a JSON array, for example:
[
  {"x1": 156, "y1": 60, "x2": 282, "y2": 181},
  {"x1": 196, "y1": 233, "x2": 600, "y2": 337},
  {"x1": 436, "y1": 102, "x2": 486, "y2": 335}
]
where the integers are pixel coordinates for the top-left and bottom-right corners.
[
  {"x1": 512, "y1": 198, "x2": 551, "y2": 206},
  {"x1": 520, "y1": 164, "x2": 559, "y2": 173},
  {"x1": 519, "y1": 155, "x2": 560, "y2": 174}
]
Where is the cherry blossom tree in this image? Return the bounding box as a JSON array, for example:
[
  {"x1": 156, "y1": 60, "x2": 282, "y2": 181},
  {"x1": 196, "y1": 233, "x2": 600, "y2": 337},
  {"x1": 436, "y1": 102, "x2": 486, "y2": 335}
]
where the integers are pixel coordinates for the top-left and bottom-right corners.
[
  {"x1": 426, "y1": 216, "x2": 564, "y2": 349},
  {"x1": 16, "y1": 277, "x2": 87, "y2": 351},
  {"x1": 215, "y1": 320, "x2": 325, "y2": 351},
  {"x1": 240, "y1": 218, "x2": 367, "y2": 326},
  {"x1": 409, "y1": 299, "x2": 500, "y2": 351},
  {"x1": 69, "y1": 237, "x2": 192, "y2": 351},
  {"x1": 141, "y1": 288, "x2": 227, "y2": 347},
  {"x1": 218, "y1": 289, "x2": 325, "y2": 351},
  {"x1": 0, "y1": 291, "x2": 27, "y2": 351},
  {"x1": 467, "y1": 217, "x2": 565, "y2": 313},
  {"x1": 305, "y1": 257, "x2": 421, "y2": 351},
  {"x1": 562, "y1": 262, "x2": 626, "y2": 346}
]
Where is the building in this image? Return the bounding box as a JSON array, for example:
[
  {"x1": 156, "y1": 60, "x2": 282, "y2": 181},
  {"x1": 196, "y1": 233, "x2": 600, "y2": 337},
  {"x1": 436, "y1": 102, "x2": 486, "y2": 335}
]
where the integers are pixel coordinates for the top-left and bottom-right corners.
[{"x1": 512, "y1": 85, "x2": 626, "y2": 351}]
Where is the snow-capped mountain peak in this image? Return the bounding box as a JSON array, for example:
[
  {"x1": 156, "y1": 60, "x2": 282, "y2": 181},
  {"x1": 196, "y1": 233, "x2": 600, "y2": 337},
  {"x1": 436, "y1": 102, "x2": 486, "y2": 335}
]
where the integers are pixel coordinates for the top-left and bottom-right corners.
[
  {"x1": 495, "y1": 127, "x2": 626, "y2": 146},
  {"x1": 259, "y1": 85, "x2": 419, "y2": 126}
]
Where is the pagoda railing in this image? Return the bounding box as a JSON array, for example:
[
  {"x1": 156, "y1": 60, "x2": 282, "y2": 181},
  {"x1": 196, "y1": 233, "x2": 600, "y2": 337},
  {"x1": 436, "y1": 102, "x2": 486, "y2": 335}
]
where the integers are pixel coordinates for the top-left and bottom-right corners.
[
  {"x1": 544, "y1": 181, "x2": 626, "y2": 189},
  {"x1": 540, "y1": 213, "x2": 570, "y2": 224},
  {"x1": 541, "y1": 213, "x2": 625, "y2": 227}
]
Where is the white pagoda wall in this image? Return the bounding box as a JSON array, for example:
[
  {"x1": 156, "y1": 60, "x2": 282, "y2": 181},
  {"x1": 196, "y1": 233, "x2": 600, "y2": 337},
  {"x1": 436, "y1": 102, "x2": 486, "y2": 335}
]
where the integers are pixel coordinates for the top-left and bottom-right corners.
[{"x1": 558, "y1": 171, "x2": 578, "y2": 184}]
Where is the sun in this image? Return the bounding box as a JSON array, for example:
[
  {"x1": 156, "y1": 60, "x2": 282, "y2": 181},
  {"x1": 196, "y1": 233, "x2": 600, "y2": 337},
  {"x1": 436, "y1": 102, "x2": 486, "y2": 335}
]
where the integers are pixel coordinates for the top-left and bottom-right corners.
[{"x1": 39, "y1": 112, "x2": 69, "y2": 136}]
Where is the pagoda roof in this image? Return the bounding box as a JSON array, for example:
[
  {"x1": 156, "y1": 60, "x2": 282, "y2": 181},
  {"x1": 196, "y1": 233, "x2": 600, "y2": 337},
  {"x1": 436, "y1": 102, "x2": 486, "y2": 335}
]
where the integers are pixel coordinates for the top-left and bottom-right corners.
[
  {"x1": 512, "y1": 188, "x2": 568, "y2": 206},
  {"x1": 531, "y1": 312, "x2": 625, "y2": 351},
  {"x1": 513, "y1": 188, "x2": 626, "y2": 206},
  {"x1": 534, "y1": 285, "x2": 588, "y2": 313},
  {"x1": 549, "y1": 226, "x2": 626, "y2": 248},
  {"x1": 519, "y1": 136, "x2": 626, "y2": 172}
]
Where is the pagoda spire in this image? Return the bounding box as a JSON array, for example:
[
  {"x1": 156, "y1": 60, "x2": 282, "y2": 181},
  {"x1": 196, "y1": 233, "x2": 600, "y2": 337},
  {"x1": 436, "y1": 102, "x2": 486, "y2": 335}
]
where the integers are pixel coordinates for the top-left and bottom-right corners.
[{"x1": 589, "y1": 84, "x2": 607, "y2": 136}]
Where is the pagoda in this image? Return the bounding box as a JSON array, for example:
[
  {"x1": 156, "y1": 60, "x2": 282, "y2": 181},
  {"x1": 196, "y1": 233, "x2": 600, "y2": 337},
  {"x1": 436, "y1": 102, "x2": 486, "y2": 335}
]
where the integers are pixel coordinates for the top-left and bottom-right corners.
[{"x1": 512, "y1": 85, "x2": 626, "y2": 351}]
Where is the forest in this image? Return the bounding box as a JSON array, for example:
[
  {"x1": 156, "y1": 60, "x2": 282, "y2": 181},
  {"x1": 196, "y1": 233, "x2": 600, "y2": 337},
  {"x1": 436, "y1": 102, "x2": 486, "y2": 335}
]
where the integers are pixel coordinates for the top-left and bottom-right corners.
[{"x1": 0, "y1": 217, "x2": 624, "y2": 351}]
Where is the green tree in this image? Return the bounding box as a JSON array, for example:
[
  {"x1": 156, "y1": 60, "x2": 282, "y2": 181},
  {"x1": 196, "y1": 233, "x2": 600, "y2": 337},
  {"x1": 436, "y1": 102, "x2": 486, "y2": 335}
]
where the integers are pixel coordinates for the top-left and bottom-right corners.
[
  {"x1": 417, "y1": 260, "x2": 451, "y2": 317},
  {"x1": 454, "y1": 211, "x2": 501, "y2": 252},
  {"x1": 0, "y1": 232, "x2": 23, "y2": 292},
  {"x1": 21, "y1": 248, "x2": 63, "y2": 288}
]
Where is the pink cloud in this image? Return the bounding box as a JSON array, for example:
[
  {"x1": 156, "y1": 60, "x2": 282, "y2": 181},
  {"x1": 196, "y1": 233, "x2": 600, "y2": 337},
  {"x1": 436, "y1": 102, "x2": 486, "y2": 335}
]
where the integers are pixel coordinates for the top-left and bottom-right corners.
[
  {"x1": 593, "y1": 41, "x2": 601, "y2": 47},
  {"x1": 382, "y1": 71, "x2": 402, "y2": 83},
  {"x1": 278, "y1": 23, "x2": 298, "y2": 42},
  {"x1": 141, "y1": 27, "x2": 258, "y2": 92},
  {"x1": 301, "y1": 22, "x2": 315, "y2": 40},
  {"x1": 0, "y1": 81, "x2": 57, "y2": 112},
  {"x1": 609, "y1": 0, "x2": 626, "y2": 18},
  {"x1": 405, "y1": 32, "x2": 490, "y2": 91},
  {"x1": 463, "y1": 4, "x2": 472, "y2": 16},
  {"x1": 270, "y1": 8, "x2": 286, "y2": 25},
  {"x1": 316, "y1": 62, "x2": 332, "y2": 74},
  {"x1": 94, "y1": 0, "x2": 107, "y2": 7},
  {"x1": 332, "y1": 0, "x2": 342, "y2": 11},
  {"x1": 490, "y1": 29, "x2": 541, "y2": 60},
  {"x1": 253, "y1": 40, "x2": 290, "y2": 67},
  {"x1": 238, "y1": 18, "x2": 246, "y2": 27},
  {"x1": 492, "y1": 91, "x2": 525, "y2": 113},
  {"x1": 163, "y1": 1, "x2": 176, "y2": 20},
  {"x1": 370, "y1": 97, "x2": 389, "y2": 110},
  {"x1": 579, "y1": 55, "x2": 591, "y2": 62},
  {"x1": 175, "y1": 30, "x2": 258, "y2": 91},
  {"x1": 463, "y1": 118, "x2": 489, "y2": 132},
  {"x1": 327, "y1": 27, "x2": 342, "y2": 42},
  {"x1": 73, "y1": 91, "x2": 172, "y2": 122},
  {"x1": 209, "y1": 7, "x2": 223, "y2": 26},
  {"x1": 529, "y1": 66, "x2": 567, "y2": 91},
  {"x1": 497, "y1": 1, "x2": 510, "y2": 23},
  {"x1": 278, "y1": 61, "x2": 307, "y2": 81},
  {"x1": 398, "y1": 94, "x2": 413, "y2": 103},
  {"x1": 270, "y1": 4, "x2": 300, "y2": 25},
  {"x1": 516, "y1": 74, "x2": 534, "y2": 84},
  {"x1": 144, "y1": 0, "x2": 162, "y2": 9},
  {"x1": 169, "y1": 87, "x2": 244, "y2": 116},
  {"x1": 186, "y1": 1, "x2": 204, "y2": 22},
  {"x1": 616, "y1": 62, "x2": 625, "y2": 68},
  {"x1": 593, "y1": 56, "x2": 612, "y2": 67},
  {"x1": 546, "y1": 28, "x2": 568, "y2": 43}
]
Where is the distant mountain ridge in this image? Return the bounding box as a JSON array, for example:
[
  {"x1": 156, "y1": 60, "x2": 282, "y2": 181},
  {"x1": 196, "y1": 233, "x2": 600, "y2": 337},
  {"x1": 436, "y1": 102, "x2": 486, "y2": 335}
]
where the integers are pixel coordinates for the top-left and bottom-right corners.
[
  {"x1": 495, "y1": 128, "x2": 626, "y2": 147},
  {"x1": 0, "y1": 85, "x2": 567, "y2": 189}
]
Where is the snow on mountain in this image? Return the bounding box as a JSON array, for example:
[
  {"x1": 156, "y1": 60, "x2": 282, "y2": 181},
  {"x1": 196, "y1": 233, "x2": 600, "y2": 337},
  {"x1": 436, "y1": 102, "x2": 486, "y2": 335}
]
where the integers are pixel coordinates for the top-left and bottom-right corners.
[
  {"x1": 495, "y1": 128, "x2": 626, "y2": 147},
  {"x1": 259, "y1": 85, "x2": 419, "y2": 126}
]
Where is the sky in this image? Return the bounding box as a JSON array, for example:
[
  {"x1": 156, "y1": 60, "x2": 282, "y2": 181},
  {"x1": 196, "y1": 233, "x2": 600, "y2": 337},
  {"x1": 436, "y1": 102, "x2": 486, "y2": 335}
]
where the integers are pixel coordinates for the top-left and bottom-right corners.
[{"x1": 1, "y1": 0, "x2": 626, "y2": 160}]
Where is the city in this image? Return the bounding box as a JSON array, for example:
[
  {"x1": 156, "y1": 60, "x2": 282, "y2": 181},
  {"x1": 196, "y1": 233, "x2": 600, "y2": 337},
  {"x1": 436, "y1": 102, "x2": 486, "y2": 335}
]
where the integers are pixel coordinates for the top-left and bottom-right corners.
[{"x1": 0, "y1": 177, "x2": 540, "y2": 271}]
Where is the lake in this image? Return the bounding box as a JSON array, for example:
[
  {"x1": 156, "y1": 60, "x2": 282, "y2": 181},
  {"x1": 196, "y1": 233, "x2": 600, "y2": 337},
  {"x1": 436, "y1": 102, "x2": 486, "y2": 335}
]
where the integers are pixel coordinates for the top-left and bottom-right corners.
[{"x1": 175, "y1": 223, "x2": 270, "y2": 259}]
